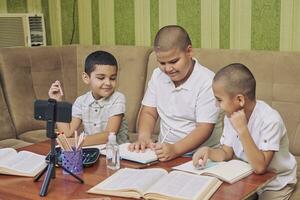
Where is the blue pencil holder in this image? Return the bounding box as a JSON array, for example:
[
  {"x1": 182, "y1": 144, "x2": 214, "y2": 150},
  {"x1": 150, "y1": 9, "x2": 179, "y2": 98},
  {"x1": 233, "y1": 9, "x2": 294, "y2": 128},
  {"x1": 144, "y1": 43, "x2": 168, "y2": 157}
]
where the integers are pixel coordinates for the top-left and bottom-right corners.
[{"x1": 61, "y1": 149, "x2": 83, "y2": 175}]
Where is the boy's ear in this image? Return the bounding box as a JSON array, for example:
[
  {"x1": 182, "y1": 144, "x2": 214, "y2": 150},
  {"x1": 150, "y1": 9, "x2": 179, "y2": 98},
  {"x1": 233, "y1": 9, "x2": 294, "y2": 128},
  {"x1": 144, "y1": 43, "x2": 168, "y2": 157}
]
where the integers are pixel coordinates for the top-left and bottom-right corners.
[
  {"x1": 82, "y1": 72, "x2": 90, "y2": 84},
  {"x1": 186, "y1": 45, "x2": 193, "y2": 57},
  {"x1": 236, "y1": 94, "x2": 245, "y2": 108}
]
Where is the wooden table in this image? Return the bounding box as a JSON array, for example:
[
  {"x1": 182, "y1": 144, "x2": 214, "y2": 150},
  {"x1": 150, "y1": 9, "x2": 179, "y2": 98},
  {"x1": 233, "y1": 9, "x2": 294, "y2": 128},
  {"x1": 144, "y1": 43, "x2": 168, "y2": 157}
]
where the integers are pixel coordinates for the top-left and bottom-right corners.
[{"x1": 0, "y1": 141, "x2": 275, "y2": 200}]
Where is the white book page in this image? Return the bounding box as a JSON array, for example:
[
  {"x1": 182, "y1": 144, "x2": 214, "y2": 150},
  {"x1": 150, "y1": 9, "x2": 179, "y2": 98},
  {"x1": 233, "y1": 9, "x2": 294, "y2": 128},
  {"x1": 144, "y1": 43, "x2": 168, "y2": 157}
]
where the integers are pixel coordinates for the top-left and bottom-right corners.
[
  {"x1": 0, "y1": 148, "x2": 17, "y2": 165},
  {"x1": 96, "y1": 168, "x2": 167, "y2": 193},
  {"x1": 146, "y1": 171, "x2": 220, "y2": 200},
  {"x1": 119, "y1": 143, "x2": 158, "y2": 164},
  {"x1": 204, "y1": 160, "x2": 253, "y2": 182},
  {"x1": 172, "y1": 160, "x2": 223, "y2": 175},
  {"x1": 0, "y1": 150, "x2": 46, "y2": 173}
]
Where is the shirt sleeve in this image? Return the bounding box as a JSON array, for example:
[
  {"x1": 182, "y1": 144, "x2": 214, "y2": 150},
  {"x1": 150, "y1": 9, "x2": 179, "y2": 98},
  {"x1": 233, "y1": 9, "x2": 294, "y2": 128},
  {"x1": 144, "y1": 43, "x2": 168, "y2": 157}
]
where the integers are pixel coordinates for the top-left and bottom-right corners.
[
  {"x1": 109, "y1": 93, "x2": 126, "y2": 117},
  {"x1": 72, "y1": 96, "x2": 82, "y2": 119},
  {"x1": 258, "y1": 119, "x2": 285, "y2": 151},
  {"x1": 141, "y1": 69, "x2": 158, "y2": 107},
  {"x1": 220, "y1": 117, "x2": 235, "y2": 147},
  {"x1": 195, "y1": 79, "x2": 220, "y2": 123}
]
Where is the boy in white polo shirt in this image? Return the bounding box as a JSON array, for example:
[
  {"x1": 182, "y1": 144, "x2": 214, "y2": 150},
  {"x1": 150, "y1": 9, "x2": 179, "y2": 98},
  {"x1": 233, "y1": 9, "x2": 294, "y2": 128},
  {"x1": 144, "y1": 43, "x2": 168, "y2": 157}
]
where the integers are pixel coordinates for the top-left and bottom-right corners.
[
  {"x1": 193, "y1": 63, "x2": 297, "y2": 200},
  {"x1": 129, "y1": 25, "x2": 221, "y2": 161},
  {"x1": 48, "y1": 51, "x2": 128, "y2": 145}
]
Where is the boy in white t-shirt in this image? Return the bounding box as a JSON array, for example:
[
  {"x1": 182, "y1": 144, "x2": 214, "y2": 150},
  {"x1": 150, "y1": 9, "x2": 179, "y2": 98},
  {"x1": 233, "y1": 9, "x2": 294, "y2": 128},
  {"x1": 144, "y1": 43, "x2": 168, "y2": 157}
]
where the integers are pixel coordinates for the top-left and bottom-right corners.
[
  {"x1": 193, "y1": 63, "x2": 297, "y2": 200},
  {"x1": 129, "y1": 25, "x2": 220, "y2": 161},
  {"x1": 48, "y1": 51, "x2": 128, "y2": 145}
]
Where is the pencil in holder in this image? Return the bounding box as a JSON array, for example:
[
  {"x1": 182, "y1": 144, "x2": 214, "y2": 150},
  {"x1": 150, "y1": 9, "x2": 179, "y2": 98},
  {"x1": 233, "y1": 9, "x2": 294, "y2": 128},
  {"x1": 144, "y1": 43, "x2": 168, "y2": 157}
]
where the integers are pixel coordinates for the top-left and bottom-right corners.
[{"x1": 61, "y1": 148, "x2": 83, "y2": 175}]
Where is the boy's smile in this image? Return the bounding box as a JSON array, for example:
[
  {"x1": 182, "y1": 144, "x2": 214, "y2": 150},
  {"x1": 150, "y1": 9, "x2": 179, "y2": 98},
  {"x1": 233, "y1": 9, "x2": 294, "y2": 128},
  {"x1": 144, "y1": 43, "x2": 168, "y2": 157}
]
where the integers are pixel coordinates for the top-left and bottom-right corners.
[{"x1": 83, "y1": 64, "x2": 117, "y2": 100}]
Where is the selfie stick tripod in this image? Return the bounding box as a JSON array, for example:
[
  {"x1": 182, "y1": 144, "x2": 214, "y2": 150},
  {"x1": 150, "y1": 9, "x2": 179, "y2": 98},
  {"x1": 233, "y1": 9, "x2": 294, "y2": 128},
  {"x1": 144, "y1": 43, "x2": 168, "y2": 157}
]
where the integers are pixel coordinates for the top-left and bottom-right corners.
[{"x1": 34, "y1": 99, "x2": 84, "y2": 197}]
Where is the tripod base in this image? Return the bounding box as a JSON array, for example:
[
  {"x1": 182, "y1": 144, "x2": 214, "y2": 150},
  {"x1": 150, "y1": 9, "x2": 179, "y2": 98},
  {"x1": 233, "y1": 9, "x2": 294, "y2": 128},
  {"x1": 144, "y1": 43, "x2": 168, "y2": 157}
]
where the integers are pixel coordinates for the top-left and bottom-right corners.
[
  {"x1": 34, "y1": 142, "x2": 84, "y2": 197},
  {"x1": 35, "y1": 161, "x2": 84, "y2": 197}
]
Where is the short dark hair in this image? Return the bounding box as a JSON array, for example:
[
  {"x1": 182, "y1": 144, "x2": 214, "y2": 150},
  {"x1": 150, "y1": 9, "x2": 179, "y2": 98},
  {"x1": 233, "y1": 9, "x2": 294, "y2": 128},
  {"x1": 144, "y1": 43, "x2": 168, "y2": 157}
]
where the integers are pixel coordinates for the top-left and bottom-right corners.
[
  {"x1": 214, "y1": 63, "x2": 256, "y2": 100},
  {"x1": 84, "y1": 51, "x2": 118, "y2": 76},
  {"x1": 154, "y1": 25, "x2": 192, "y2": 51}
]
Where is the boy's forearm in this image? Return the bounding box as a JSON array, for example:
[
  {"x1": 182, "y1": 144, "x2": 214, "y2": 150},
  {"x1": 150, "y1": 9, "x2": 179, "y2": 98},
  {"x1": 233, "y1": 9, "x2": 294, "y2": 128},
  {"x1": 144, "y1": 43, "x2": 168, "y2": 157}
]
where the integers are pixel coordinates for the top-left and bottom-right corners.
[
  {"x1": 82, "y1": 132, "x2": 109, "y2": 146},
  {"x1": 173, "y1": 123, "x2": 214, "y2": 156},
  {"x1": 239, "y1": 129, "x2": 270, "y2": 174},
  {"x1": 138, "y1": 121, "x2": 155, "y2": 140},
  {"x1": 137, "y1": 107, "x2": 158, "y2": 140},
  {"x1": 208, "y1": 147, "x2": 231, "y2": 162},
  {"x1": 56, "y1": 117, "x2": 81, "y2": 137}
]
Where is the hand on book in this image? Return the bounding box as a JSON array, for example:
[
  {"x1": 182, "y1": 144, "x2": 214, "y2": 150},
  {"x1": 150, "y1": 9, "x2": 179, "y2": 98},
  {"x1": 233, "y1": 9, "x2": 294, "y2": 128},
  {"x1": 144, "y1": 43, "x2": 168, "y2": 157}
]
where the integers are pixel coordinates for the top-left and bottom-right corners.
[
  {"x1": 128, "y1": 137, "x2": 155, "y2": 153},
  {"x1": 192, "y1": 146, "x2": 210, "y2": 168},
  {"x1": 154, "y1": 143, "x2": 178, "y2": 161}
]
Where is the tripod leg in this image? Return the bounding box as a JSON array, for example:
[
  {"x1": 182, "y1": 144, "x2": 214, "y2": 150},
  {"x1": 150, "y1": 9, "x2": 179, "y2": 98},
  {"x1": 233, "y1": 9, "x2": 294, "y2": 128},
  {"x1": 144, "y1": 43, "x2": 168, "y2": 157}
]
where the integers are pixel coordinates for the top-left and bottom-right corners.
[
  {"x1": 34, "y1": 164, "x2": 48, "y2": 182},
  {"x1": 59, "y1": 164, "x2": 84, "y2": 184},
  {"x1": 39, "y1": 163, "x2": 55, "y2": 197}
]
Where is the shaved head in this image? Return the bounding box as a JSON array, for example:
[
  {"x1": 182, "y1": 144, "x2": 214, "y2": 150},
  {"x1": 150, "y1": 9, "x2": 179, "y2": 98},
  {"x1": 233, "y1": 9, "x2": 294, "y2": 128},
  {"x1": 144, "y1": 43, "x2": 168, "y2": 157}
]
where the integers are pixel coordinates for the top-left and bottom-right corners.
[
  {"x1": 214, "y1": 63, "x2": 256, "y2": 100},
  {"x1": 154, "y1": 25, "x2": 191, "y2": 52}
]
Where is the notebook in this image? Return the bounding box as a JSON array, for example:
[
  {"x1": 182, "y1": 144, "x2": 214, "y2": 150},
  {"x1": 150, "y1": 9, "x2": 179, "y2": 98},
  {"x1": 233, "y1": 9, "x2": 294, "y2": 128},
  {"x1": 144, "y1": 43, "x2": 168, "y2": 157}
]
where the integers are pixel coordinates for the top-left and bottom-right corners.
[{"x1": 87, "y1": 143, "x2": 158, "y2": 164}]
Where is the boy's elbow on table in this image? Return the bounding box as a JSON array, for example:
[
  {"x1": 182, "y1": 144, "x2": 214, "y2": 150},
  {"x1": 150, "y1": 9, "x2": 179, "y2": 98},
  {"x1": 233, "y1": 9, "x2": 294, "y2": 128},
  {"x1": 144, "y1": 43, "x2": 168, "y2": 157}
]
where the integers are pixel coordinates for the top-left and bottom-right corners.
[{"x1": 253, "y1": 165, "x2": 268, "y2": 175}]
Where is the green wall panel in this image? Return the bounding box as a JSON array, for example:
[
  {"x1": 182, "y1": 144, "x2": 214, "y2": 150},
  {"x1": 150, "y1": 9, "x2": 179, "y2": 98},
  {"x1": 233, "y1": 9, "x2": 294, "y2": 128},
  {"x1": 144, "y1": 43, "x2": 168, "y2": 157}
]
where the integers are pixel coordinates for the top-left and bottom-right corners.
[
  {"x1": 92, "y1": 0, "x2": 100, "y2": 44},
  {"x1": 41, "y1": 0, "x2": 51, "y2": 45},
  {"x1": 251, "y1": 0, "x2": 280, "y2": 50},
  {"x1": 219, "y1": 0, "x2": 230, "y2": 49},
  {"x1": 114, "y1": 0, "x2": 135, "y2": 45},
  {"x1": 7, "y1": 0, "x2": 27, "y2": 13},
  {"x1": 177, "y1": 0, "x2": 201, "y2": 48},
  {"x1": 150, "y1": 0, "x2": 159, "y2": 45},
  {"x1": 2, "y1": 0, "x2": 300, "y2": 52},
  {"x1": 61, "y1": 0, "x2": 79, "y2": 45}
]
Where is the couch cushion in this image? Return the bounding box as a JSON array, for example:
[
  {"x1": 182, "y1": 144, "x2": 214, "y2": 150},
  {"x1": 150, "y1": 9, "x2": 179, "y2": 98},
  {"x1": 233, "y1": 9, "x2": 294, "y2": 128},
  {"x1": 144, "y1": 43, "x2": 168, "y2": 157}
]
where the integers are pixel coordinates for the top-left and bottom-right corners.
[
  {"x1": 0, "y1": 138, "x2": 32, "y2": 149},
  {"x1": 0, "y1": 47, "x2": 46, "y2": 135},
  {"x1": 18, "y1": 129, "x2": 49, "y2": 143},
  {"x1": 0, "y1": 46, "x2": 78, "y2": 139},
  {"x1": 0, "y1": 80, "x2": 16, "y2": 140},
  {"x1": 194, "y1": 48, "x2": 274, "y2": 103},
  {"x1": 76, "y1": 45, "x2": 152, "y2": 133},
  {"x1": 57, "y1": 46, "x2": 78, "y2": 102}
]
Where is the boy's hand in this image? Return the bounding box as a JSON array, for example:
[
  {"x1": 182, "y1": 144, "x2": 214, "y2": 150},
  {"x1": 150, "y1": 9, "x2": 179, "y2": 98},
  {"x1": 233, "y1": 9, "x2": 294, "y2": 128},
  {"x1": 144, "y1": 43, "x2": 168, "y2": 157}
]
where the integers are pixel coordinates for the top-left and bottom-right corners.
[
  {"x1": 154, "y1": 143, "x2": 178, "y2": 161},
  {"x1": 128, "y1": 136, "x2": 155, "y2": 153},
  {"x1": 48, "y1": 80, "x2": 64, "y2": 101},
  {"x1": 229, "y1": 109, "x2": 248, "y2": 134},
  {"x1": 192, "y1": 147, "x2": 210, "y2": 168}
]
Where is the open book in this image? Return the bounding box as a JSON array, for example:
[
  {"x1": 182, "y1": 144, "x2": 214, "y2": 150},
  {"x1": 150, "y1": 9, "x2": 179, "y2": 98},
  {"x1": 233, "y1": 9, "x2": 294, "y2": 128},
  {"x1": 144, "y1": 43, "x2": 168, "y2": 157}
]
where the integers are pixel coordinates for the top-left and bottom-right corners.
[
  {"x1": 0, "y1": 148, "x2": 47, "y2": 177},
  {"x1": 88, "y1": 168, "x2": 222, "y2": 200},
  {"x1": 91, "y1": 143, "x2": 158, "y2": 164},
  {"x1": 172, "y1": 159, "x2": 253, "y2": 184}
]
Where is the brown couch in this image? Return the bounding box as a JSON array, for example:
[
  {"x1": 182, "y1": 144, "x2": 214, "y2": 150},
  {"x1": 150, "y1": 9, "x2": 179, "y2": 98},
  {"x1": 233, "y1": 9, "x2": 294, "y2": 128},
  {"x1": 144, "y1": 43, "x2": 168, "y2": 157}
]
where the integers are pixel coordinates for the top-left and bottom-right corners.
[{"x1": 0, "y1": 45, "x2": 299, "y2": 198}]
